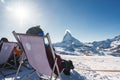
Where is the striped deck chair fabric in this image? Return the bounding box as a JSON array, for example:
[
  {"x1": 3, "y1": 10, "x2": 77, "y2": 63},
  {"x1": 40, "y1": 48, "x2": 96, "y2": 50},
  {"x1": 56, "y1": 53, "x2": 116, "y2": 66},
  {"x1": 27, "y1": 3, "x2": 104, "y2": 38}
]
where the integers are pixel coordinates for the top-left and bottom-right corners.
[
  {"x1": 13, "y1": 31, "x2": 61, "y2": 80},
  {"x1": 20, "y1": 35, "x2": 53, "y2": 75},
  {"x1": 0, "y1": 42, "x2": 16, "y2": 65}
]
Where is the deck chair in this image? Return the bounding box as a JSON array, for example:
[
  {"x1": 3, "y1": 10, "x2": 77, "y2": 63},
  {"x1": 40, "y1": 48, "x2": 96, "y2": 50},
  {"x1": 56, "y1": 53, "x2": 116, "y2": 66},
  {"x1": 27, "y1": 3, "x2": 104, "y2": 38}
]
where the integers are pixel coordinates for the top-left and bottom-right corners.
[
  {"x1": 0, "y1": 42, "x2": 17, "y2": 76},
  {"x1": 0, "y1": 42, "x2": 17, "y2": 67},
  {"x1": 13, "y1": 31, "x2": 61, "y2": 80}
]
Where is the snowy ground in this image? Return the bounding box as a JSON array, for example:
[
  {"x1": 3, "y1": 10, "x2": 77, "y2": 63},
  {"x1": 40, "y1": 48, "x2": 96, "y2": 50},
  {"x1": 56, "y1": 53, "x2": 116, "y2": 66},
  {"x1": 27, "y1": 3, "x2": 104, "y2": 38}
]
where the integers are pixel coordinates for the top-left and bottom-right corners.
[
  {"x1": 61, "y1": 55, "x2": 120, "y2": 80},
  {"x1": 0, "y1": 55, "x2": 120, "y2": 80}
]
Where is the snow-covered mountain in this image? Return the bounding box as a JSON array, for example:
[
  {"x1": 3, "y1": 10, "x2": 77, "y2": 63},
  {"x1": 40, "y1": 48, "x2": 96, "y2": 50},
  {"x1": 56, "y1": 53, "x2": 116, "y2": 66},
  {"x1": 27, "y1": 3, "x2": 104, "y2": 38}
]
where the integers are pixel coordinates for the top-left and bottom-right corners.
[
  {"x1": 91, "y1": 35, "x2": 120, "y2": 56},
  {"x1": 55, "y1": 30, "x2": 84, "y2": 48},
  {"x1": 54, "y1": 30, "x2": 102, "y2": 56},
  {"x1": 54, "y1": 30, "x2": 120, "y2": 56},
  {"x1": 91, "y1": 35, "x2": 120, "y2": 50}
]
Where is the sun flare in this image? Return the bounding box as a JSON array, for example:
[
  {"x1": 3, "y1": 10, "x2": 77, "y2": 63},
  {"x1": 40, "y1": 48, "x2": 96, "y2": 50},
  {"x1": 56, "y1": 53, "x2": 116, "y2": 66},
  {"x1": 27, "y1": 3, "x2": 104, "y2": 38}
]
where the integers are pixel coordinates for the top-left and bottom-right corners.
[
  {"x1": 14, "y1": 6, "x2": 28, "y2": 20},
  {"x1": 5, "y1": 1, "x2": 41, "y2": 26},
  {"x1": 6, "y1": 5, "x2": 30, "y2": 22},
  {"x1": 1, "y1": 0, "x2": 4, "y2": 3}
]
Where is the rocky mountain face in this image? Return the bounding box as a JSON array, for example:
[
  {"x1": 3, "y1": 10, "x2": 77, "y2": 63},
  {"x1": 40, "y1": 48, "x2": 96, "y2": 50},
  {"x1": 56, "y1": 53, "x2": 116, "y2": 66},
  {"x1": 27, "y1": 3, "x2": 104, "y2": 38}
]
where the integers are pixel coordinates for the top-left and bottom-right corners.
[
  {"x1": 54, "y1": 30, "x2": 120, "y2": 56},
  {"x1": 55, "y1": 31, "x2": 84, "y2": 48},
  {"x1": 54, "y1": 30, "x2": 103, "y2": 56}
]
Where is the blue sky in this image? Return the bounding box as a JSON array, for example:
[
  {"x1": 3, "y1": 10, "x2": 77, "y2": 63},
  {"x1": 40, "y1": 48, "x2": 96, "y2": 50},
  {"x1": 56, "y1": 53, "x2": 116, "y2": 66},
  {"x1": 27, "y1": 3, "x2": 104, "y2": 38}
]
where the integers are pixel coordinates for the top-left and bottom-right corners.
[{"x1": 0, "y1": 0, "x2": 120, "y2": 43}]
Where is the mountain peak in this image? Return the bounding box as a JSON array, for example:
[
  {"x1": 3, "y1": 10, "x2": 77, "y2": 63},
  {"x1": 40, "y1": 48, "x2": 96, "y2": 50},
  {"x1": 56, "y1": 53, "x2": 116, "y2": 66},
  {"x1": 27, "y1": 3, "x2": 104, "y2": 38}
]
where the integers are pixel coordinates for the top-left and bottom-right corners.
[
  {"x1": 63, "y1": 29, "x2": 72, "y2": 42},
  {"x1": 61, "y1": 29, "x2": 84, "y2": 47},
  {"x1": 65, "y1": 29, "x2": 71, "y2": 34}
]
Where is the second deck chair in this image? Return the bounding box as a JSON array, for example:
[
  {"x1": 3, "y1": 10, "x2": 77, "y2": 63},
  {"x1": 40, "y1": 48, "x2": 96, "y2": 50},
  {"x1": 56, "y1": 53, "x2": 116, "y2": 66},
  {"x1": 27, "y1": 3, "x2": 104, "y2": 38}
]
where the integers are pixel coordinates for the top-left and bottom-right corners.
[
  {"x1": 0, "y1": 42, "x2": 17, "y2": 76},
  {"x1": 13, "y1": 31, "x2": 61, "y2": 80},
  {"x1": 0, "y1": 42, "x2": 17, "y2": 67}
]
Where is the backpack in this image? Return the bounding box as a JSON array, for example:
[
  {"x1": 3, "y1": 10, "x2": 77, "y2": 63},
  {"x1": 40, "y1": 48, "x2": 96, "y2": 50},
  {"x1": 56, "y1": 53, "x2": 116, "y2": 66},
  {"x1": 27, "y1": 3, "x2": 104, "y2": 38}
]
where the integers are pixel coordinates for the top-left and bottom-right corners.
[{"x1": 62, "y1": 60, "x2": 74, "y2": 75}]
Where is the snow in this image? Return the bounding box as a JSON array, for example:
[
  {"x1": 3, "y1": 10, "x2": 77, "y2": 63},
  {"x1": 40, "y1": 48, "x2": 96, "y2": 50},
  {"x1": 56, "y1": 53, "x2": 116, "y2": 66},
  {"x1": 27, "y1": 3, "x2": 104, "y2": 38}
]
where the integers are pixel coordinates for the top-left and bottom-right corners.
[
  {"x1": 61, "y1": 55, "x2": 120, "y2": 80},
  {"x1": 0, "y1": 55, "x2": 120, "y2": 80},
  {"x1": 54, "y1": 30, "x2": 120, "y2": 56},
  {"x1": 54, "y1": 30, "x2": 84, "y2": 48}
]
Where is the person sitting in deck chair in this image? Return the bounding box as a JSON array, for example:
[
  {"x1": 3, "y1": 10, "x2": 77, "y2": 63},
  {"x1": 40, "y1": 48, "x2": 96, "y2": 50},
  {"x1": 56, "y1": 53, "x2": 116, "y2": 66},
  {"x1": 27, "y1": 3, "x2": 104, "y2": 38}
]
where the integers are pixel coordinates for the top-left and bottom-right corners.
[
  {"x1": 26, "y1": 25, "x2": 74, "y2": 75},
  {"x1": 0, "y1": 37, "x2": 23, "y2": 58},
  {"x1": 0, "y1": 37, "x2": 23, "y2": 67}
]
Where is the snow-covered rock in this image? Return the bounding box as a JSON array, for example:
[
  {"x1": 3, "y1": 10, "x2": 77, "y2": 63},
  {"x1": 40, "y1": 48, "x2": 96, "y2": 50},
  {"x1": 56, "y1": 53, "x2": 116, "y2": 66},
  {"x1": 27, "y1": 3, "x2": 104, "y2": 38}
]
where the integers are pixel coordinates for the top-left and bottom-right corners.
[
  {"x1": 55, "y1": 30, "x2": 84, "y2": 48},
  {"x1": 54, "y1": 29, "x2": 120, "y2": 56},
  {"x1": 54, "y1": 30, "x2": 102, "y2": 56}
]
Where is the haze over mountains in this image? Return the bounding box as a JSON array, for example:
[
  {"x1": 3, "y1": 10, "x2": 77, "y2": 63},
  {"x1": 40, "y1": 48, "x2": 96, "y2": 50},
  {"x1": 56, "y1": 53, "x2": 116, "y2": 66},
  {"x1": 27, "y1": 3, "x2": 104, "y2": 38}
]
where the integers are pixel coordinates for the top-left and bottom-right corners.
[{"x1": 54, "y1": 30, "x2": 120, "y2": 57}]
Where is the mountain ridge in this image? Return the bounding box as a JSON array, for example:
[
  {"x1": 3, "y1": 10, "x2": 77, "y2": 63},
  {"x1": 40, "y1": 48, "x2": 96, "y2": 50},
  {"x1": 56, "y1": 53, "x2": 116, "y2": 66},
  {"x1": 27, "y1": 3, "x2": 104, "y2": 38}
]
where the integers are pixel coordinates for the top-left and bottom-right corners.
[{"x1": 54, "y1": 30, "x2": 120, "y2": 56}]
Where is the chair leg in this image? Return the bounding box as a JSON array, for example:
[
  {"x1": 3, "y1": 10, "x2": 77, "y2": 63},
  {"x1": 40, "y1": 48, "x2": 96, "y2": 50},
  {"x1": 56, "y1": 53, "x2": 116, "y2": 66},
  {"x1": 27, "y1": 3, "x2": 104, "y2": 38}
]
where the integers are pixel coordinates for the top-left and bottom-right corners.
[
  {"x1": 14, "y1": 60, "x2": 23, "y2": 80},
  {"x1": 50, "y1": 58, "x2": 57, "y2": 80}
]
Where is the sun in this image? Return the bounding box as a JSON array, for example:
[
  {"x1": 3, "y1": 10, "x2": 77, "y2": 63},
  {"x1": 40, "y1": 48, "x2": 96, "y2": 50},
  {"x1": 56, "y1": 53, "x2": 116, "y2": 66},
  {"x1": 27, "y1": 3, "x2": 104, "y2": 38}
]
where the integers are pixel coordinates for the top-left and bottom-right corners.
[
  {"x1": 1, "y1": 0, "x2": 5, "y2": 3},
  {"x1": 6, "y1": 5, "x2": 30, "y2": 23},
  {"x1": 5, "y1": 1, "x2": 42, "y2": 26},
  {"x1": 14, "y1": 6, "x2": 29, "y2": 20}
]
